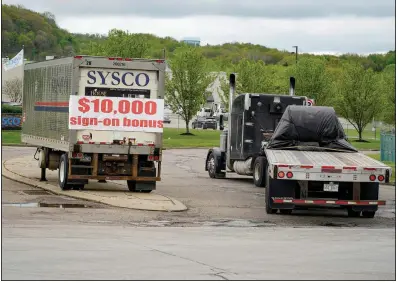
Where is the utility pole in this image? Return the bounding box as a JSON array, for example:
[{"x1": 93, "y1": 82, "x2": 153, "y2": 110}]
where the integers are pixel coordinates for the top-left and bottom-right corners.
[{"x1": 292, "y1": 45, "x2": 298, "y2": 64}]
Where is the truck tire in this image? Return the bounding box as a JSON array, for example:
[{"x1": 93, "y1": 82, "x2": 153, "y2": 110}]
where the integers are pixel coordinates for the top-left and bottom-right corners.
[
  {"x1": 207, "y1": 153, "x2": 225, "y2": 179},
  {"x1": 127, "y1": 180, "x2": 153, "y2": 193},
  {"x1": 265, "y1": 165, "x2": 277, "y2": 214},
  {"x1": 58, "y1": 154, "x2": 72, "y2": 191},
  {"x1": 347, "y1": 207, "x2": 361, "y2": 217},
  {"x1": 362, "y1": 211, "x2": 376, "y2": 218},
  {"x1": 253, "y1": 156, "x2": 266, "y2": 187}
]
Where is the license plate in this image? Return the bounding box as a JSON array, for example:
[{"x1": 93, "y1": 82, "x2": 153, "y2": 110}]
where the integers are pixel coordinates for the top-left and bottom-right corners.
[{"x1": 323, "y1": 182, "x2": 339, "y2": 192}]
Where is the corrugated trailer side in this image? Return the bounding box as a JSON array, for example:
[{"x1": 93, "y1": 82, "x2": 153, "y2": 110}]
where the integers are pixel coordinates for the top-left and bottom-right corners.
[{"x1": 22, "y1": 57, "x2": 75, "y2": 152}]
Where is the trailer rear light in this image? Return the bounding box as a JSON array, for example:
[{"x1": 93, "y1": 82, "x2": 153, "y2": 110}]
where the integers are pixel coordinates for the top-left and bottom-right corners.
[
  {"x1": 378, "y1": 175, "x2": 385, "y2": 182},
  {"x1": 278, "y1": 171, "x2": 285, "y2": 178},
  {"x1": 369, "y1": 174, "x2": 376, "y2": 181},
  {"x1": 72, "y1": 152, "x2": 84, "y2": 159},
  {"x1": 321, "y1": 166, "x2": 335, "y2": 169},
  {"x1": 343, "y1": 166, "x2": 357, "y2": 170},
  {"x1": 286, "y1": 172, "x2": 293, "y2": 178}
]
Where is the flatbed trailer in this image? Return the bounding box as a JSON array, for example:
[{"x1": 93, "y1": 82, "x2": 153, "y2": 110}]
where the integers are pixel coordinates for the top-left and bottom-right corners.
[{"x1": 264, "y1": 149, "x2": 391, "y2": 217}]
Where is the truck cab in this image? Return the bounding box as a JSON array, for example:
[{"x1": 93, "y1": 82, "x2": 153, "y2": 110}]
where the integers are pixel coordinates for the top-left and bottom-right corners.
[{"x1": 205, "y1": 73, "x2": 309, "y2": 186}]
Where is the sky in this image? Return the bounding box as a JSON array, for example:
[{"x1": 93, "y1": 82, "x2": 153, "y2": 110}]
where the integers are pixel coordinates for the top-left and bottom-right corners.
[{"x1": 2, "y1": 0, "x2": 396, "y2": 54}]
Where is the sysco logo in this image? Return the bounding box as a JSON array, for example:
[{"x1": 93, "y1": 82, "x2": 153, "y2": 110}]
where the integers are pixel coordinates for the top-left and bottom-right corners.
[{"x1": 86, "y1": 71, "x2": 150, "y2": 87}]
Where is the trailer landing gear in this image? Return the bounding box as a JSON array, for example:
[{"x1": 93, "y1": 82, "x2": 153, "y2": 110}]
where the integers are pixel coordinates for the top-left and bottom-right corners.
[{"x1": 40, "y1": 167, "x2": 47, "y2": 182}]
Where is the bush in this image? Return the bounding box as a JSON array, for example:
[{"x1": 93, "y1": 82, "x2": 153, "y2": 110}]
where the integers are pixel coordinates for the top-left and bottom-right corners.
[{"x1": 2, "y1": 104, "x2": 22, "y2": 114}]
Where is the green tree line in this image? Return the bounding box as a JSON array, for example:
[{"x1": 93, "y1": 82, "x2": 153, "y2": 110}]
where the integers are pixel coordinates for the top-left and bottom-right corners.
[
  {"x1": 2, "y1": 4, "x2": 395, "y2": 138},
  {"x1": 2, "y1": 4, "x2": 395, "y2": 73}
]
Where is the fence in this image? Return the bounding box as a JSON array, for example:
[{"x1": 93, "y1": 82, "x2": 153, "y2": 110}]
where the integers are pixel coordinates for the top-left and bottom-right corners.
[{"x1": 380, "y1": 132, "x2": 396, "y2": 162}]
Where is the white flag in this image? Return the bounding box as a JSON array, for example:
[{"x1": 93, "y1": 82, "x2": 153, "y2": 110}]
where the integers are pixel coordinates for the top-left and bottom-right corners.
[{"x1": 4, "y1": 49, "x2": 24, "y2": 71}]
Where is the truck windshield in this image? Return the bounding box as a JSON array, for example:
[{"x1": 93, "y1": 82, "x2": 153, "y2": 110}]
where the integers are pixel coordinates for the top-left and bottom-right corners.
[{"x1": 85, "y1": 87, "x2": 151, "y2": 98}]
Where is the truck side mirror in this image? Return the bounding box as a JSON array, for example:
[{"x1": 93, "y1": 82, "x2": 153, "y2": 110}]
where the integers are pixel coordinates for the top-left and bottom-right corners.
[{"x1": 219, "y1": 115, "x2": 224, "y2": 130}]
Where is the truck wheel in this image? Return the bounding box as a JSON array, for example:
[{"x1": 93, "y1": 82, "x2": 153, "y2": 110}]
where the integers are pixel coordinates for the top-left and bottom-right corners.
[
  {"x1": 362, "y1": 211, "x2": 376, "y2": 218},
  {"x1": 207, "y1": 153, "x2": 225, "y2": 179},
  {"x1": 347, "y1": 207, "x2": 361, "y2": 217},
  {"x1": 253, "y1": 156, "x2": 266, "y2": 187},
  {"x1": 127, "y1": 181, "x2": 153, "y2": 193},
  {"x1": 73, "y1": 184, "x2": 85, "y2": 190},
  {"x1": 279, "y1": 209, "x2": 293, "y2": 215},
  {"x1": 58, "y1": 154, "x2": 72, "y2": 191},
  {"x1": 265, "y1": 165, "x2": 277, "y2": 214}
]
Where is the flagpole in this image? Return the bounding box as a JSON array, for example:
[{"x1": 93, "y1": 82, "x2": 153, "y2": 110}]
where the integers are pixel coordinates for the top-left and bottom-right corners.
[{"x1": 21, "y1": 45, "x2": 25, "y2": 104}]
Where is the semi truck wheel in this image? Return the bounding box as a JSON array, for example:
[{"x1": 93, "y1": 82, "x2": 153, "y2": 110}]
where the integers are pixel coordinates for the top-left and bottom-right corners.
[
  {"x1": 207, "y1": 153, "x2": 225, "y2": 179},
  {"x1": 58, "y1": 154, "x2": 72, "y2": 191},
  {"x1": 253, "y1": 156, "x2": 266, "y2": 187},
  {"x1": 265, "y1": 165, "x2": 277, "y2": 214},
  {"x1": 362, "y1": 211, "x2": 376, "y2": 218},
  {"x1": 127, "y1": 180, "x2": 153, "y2": 193},
  {"x1": 347, "y1": 207, "x2": 361, "y2": 217}
]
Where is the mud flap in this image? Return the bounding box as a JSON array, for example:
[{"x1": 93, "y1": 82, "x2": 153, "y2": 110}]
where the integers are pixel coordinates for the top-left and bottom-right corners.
[
  {"x1": 268, "y1": 178, "x2": 296, "y2": 210},
  {"x1": 350, "y1": 182, "x2": 380, "y2": 212}
]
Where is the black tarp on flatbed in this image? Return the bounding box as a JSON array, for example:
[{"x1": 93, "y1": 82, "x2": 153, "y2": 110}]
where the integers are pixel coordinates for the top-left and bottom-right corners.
[{"x1": 266, "y1": 105, "x2": 357, "y2": 152}]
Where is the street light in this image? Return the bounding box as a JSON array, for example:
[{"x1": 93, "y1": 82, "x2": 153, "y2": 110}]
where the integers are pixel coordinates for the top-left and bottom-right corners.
[{"x1": 292, "y1": 46, "x2": 298, "y2": 64}]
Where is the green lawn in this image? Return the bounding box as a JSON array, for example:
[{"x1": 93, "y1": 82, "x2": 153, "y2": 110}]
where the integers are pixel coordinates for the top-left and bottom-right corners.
[
  {"x1": 1, "y1": 129, "x2": 221, "y2": 148},
  {"x1": 345, "y1": 128, "x2": 380, "y2": 140},
  {"x1": 366, "y1": 153, "x2": 395, "y2": 182},
  {"x1": 1, "y1": 128, "x2": 382, "y2": 150},
  {"x1": 2, "y1": 130, "x2": 22, "y2": 144}
]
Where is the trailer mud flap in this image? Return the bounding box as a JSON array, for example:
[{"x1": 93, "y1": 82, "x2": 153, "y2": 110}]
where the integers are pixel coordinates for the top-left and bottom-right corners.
[{"x1": 268, "y1": 178, "x2": 296, "y2": 210}]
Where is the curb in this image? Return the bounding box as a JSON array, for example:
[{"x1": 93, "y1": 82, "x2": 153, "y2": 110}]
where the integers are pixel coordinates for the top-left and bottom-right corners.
[
  {"x1": 2, "y1": 158, "x2": 187, "y2": 212},
  {"x1": 3, "y1": 144, "x2": 36, "y2": 147}
]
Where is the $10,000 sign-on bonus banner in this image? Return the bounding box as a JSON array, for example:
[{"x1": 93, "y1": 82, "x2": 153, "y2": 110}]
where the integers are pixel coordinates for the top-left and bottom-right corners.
[{"x1": 68, "y1": 96, "x2": 165, "y2": 132}]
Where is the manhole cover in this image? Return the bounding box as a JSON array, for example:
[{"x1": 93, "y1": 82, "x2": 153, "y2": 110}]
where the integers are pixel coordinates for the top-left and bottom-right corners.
[{"x1": 22, "y1": 190, "x2": 53, "y2": 196}]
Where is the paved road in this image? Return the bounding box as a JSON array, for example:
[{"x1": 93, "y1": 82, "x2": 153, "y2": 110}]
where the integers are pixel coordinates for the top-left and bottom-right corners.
[
  {"x1": 2, "y1": 147, "x2": 395, "y2": 228},
  {"x1": 2, "y1": 146, "x2": 396, "y2": 280},
  {"x1": 2, "y1": 223, "x2": 395, "y2": 280}
]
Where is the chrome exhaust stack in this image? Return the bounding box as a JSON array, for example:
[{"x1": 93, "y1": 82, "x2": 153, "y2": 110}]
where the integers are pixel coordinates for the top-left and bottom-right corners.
[
  {"x1": 289, "y1": 76, "x2": 295, "y2": 96},
  {"x1": 226, "y1": 73, "x2": 236, "y2": 171}
]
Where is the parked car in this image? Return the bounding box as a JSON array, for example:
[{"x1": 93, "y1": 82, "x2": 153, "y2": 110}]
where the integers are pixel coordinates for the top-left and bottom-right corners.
[
  {"x1": 192, "y1": 117, "x2": 217, "y2": 130},
  {"x1": 163, "y1": 115, "x2": 171, "y2": 124}
]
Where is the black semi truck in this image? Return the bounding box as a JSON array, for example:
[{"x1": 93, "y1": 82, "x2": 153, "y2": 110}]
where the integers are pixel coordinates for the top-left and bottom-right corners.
[{"x1": 205, "y1": 74, "x2": 390, "y2": 218}]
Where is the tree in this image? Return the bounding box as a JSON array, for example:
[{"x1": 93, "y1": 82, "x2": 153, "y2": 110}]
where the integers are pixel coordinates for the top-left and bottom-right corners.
[
  {"x1": 165, "y1": 46, "x2": 214, "y2": 134},
  {"x1": 87, "y1": 29, "x2": 149, "y2": 58},
  {"x1": 333, "y1": 63, "x2": 381, "y2": 141},
  {"x1": 3, "y1": 78, "x2": 23, "y2": 103},
  {"x1": 291, "y1": 57, "x2": 331, "y2": 105},
  {"x1": 379, "y1": 64, "x2": 396, "y2": 125}
]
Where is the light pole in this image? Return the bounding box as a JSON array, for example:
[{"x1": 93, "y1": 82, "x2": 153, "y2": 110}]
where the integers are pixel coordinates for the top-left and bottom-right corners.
[{"x1": 292, "y1": 45, "x2": 298, "y2": 64}]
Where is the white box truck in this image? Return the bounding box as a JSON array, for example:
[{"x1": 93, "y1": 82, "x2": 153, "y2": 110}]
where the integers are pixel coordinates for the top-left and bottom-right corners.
[{"x1": 22, "y1": 55, "x2": 166, "y2": 193}]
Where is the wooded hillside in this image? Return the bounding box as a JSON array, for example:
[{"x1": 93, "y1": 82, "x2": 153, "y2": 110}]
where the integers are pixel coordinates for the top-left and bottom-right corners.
[{"x1": 2, "y1": 4, "x2": 395, "y2": 73}]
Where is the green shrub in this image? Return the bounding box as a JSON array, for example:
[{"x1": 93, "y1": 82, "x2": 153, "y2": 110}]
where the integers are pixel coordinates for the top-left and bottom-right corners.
[{"x1": 2, "y1": 104, "x2": 22, "y2": 114}]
